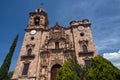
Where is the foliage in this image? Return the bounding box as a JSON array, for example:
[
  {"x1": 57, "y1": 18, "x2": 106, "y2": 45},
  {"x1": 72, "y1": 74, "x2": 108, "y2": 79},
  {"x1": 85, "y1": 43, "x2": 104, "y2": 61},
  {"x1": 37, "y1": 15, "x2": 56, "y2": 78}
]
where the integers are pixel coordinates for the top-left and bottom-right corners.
[
  {"x1": 56, "y1": 52, "x2": 120, "y2": 80},
  {"x1": 68, "y1": 52, "x2": 87, "y2": 80},
  {"x1": 0, "y1": 35, "x2": 19, "y2": 80},
  {"x1": 86, "y1": 55, "x2": 120, "y2": 80},
  {"x1": 55, "y1": 61, "x2": 80, "y2": 80},
  {"x1": 56, "y1": 51, "x2": 88, "y2": 80},
  {"x1": 8, "y1": 71, "x2": 13, "y2": 79}
]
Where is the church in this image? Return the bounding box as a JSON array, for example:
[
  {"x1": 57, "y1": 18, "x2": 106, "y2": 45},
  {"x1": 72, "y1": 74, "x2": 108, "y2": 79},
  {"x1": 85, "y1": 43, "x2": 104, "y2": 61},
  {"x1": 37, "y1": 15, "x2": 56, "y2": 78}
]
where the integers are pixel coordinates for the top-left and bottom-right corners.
[{"x1": 12, "y1": 8, "x2": 97, "y2": 80}]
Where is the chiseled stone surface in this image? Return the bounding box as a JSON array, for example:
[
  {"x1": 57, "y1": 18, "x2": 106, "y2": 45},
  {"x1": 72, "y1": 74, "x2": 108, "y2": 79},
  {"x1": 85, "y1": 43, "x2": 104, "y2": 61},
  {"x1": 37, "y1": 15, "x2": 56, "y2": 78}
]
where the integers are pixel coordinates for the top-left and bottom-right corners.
[{"x1": 12, "y1": 8, "x2": 97, "y2": 80}]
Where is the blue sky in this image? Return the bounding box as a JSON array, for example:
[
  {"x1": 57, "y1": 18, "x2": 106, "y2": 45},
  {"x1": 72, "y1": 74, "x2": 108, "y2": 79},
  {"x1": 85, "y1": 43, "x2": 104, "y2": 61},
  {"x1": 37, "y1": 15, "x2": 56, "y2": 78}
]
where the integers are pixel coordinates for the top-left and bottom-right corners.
[{"x1": 0, "y1": 0, "x2": 120, "y2": 71}]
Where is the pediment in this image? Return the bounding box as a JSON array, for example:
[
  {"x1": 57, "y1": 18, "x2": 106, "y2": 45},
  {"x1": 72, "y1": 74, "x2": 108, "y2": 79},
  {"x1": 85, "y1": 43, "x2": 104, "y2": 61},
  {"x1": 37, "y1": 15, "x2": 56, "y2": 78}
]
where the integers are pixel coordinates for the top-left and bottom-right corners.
[{"x1": 50, "y1": 22, "x2": 64, "y2": 31}]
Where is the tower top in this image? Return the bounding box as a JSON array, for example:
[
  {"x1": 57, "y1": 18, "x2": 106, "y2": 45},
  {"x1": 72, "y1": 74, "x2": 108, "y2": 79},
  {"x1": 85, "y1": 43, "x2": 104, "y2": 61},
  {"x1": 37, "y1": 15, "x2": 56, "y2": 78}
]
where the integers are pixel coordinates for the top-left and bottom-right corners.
[
  {"x1": 29, "y1": 7, "x2": 48, "y2": 18},
  {"x1": 28, "y1": 7, "x2": 49, "y2": 30},
  {"x1": 35, "y1": 8, "x2": 46, "y2": 13}
]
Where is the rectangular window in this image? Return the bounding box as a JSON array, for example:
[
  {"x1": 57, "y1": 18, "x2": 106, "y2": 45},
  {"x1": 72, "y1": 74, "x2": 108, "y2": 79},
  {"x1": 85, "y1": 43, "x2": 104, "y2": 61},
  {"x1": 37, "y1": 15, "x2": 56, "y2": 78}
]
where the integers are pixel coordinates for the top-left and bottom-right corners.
[
  {"x1": 85, "y1": 60, "x2": 91, "y2": 68},
  {"x1": 55, "y1": 42, "x2": 59, "y2": 49},
  {"x1": 22, "y1": 63, "x2": 30, "y2": 75}
]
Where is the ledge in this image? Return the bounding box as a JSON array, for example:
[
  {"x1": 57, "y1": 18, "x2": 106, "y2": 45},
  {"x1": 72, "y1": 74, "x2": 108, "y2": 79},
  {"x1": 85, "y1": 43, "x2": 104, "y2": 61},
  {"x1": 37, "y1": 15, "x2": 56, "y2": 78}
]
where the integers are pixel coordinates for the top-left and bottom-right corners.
[
  {"x1": 64, "y1": 49, "x2": 73, "y2": 53},
  {"x1": 79, "y1": 51, "x2": 94, "y2": 57},
  {"x1": 25, "y1": 28, "x2": 48, "y2": 32},
  {"x1": 21, "y1": 54, "x2": 35, "y2": 60}
]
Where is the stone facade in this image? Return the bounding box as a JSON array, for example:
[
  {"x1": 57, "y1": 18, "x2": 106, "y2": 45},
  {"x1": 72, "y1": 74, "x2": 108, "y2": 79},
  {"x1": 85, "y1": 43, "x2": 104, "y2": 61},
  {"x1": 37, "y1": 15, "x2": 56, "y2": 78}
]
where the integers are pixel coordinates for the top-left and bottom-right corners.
[{"x1": 12, "y1": 8, "x2": 97, "y2": 80}]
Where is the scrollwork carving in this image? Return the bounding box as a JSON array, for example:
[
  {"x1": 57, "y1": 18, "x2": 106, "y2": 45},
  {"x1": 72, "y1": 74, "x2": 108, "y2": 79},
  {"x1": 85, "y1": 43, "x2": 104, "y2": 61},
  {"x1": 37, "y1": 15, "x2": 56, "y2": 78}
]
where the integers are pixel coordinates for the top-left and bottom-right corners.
[
  {"x1": 41, "y1": 59, "x2": 48, "y2": 67},
  {"x1": 40, "y1": 52, "x2": 50, "y2": 58},
  {"x1": 79, "y1": 40, "x2": 88, "y2": 46},
  {"x1": 49, "y1": 26, "x2": 65, "y2": 40}
]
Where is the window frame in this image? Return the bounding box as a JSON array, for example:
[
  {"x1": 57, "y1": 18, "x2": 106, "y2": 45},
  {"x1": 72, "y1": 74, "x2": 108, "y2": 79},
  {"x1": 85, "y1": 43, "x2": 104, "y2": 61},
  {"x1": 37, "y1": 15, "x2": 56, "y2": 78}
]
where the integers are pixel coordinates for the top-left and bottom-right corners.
[
  {"x1": 27, "y1": 48, "x2": 32, "y2": 55},
  {"x1": 34, "y1": 17, "x2": 40, "y2": 25},
  {"x1": 84, "y1": 59, "x2": 91, "y2": 68},
  {"x1": 55, "y1": 42, "x2": 59, "y2": 49},
  {"x1": 82, "y1": 45, "x2": 88, "y2": 53},
  {"x1": 22, "y1": 63, "x2": 30, "y2": 75}
]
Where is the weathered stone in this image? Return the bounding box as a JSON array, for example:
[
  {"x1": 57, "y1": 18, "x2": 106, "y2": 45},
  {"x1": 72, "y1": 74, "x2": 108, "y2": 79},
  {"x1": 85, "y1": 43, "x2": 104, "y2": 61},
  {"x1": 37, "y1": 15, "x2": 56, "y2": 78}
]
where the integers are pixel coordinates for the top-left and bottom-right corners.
[{"x1": 12, "y1": 8, "x2": 97, "y2": 80}]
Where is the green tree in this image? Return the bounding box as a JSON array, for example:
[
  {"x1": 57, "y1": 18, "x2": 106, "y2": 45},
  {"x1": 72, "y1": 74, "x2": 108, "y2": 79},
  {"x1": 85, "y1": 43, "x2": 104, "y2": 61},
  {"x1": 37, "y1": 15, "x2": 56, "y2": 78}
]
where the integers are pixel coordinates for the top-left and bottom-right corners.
[
  {"x1": 68, "y1": 52, "x2": 87, "y2": 80},
  {"x1": 55, "y1": 61, "x2": 80, "y2": 80},
  {"x1": 8, "y1": 71, "x2": 13, "y2": 79},
  {"x1": 86, "y1": 55, "x2": 120, "y2": 80},
  {"x1": 0, "y1": 35, "x2": 19, "y2": 80}
]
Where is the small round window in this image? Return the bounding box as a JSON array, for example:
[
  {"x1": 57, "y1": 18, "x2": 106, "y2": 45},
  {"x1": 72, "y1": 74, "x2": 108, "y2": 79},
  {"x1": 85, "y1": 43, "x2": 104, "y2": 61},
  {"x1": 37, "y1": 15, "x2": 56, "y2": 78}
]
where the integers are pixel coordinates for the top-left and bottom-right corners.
[
  {"x1": 31, "y1": 37, "x2": 34, "y2": 40},
  {"x1": 80, "y1": 33, "x2": 84, "y2": 36}
]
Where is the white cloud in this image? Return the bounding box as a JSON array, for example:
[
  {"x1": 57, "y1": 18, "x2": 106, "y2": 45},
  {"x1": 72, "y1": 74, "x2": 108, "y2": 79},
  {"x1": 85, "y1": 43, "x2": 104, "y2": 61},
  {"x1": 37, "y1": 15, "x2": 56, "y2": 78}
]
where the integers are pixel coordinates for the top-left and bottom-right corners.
[{"x1": 103, "y1": 50, "x2": 120, "y2": 69}]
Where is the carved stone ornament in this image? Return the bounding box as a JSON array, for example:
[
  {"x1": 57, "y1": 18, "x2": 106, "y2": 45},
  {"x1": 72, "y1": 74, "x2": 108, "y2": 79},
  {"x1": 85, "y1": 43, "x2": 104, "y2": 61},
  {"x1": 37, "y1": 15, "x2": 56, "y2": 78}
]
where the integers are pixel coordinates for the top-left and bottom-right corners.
[
  {"x1": 40, "y1": 76, "x2": 46, "y2": 80},
  {"x1": 49, "y1": 23, "x2": 65, "y2": 40},
  {"x1": 41, "y1": 58, "x2": 48, "y2": 67},
  {"x1": 40, "y1": 51, "x2": 50, "y2": 58}
]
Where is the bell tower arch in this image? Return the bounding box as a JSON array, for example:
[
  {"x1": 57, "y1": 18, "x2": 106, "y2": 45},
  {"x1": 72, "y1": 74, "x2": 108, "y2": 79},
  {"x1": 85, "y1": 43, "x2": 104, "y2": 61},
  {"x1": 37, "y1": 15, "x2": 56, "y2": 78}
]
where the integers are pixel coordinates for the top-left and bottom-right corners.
[{"x1": 28, "y1": 8, "x2": 49, "y2": 30}]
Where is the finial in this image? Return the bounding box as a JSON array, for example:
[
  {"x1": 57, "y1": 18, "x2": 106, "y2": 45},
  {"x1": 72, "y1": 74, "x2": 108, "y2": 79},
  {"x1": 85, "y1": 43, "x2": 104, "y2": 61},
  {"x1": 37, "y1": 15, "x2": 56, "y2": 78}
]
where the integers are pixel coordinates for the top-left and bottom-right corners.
[
  {"x1": 35, "y1": 8, "x2": 45, "y2": 12},
  {"x1": 55, "y1": 22, "x2": 59, "y2": 26},
  {"x1": 40, "y1": 2, "x2": 44, "y2": 6}
]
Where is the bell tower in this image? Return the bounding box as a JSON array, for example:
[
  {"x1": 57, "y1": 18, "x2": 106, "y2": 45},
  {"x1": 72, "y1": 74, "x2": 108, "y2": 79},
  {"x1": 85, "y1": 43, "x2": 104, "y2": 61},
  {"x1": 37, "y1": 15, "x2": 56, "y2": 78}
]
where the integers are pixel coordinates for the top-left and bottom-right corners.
[
  {"x1": 70, "y1": 19, "x2": 97, "y2": 66},
  {"x1": 28, "y1": 8, "x2": 49, "y2": 30},
  {"x1": 12, "y1": 8, "x2": 49, "y2": 80}
]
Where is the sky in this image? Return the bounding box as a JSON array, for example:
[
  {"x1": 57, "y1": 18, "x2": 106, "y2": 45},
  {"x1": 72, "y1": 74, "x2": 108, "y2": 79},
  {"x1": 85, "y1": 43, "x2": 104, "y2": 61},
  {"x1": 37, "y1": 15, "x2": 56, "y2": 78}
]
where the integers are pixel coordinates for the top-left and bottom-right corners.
[{"x1": 0, "y1": 0, "x2": 120, "y2": 71}]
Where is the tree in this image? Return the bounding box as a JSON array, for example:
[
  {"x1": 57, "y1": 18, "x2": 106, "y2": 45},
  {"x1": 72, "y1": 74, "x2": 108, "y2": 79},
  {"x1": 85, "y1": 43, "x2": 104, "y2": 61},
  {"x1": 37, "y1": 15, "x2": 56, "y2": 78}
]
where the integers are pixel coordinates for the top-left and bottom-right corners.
[
  {"x1": 0, "y1": 35, "x2": 19, "y2": 80},
  {"x1": 8, "y1": 71, "x2": 13, "y2": 79},
  {"x1": 68, "y1": 52, "x2": 87, "y2": 80},
  {"x1": 55, "y1": 61, "x2": 80, "y2": 80},
  {"x1": 86, "y1": 55, "x2": 120, "y2": 80},
  {"x1": 56, "y1": 51, "x2": 88, "y2": 80}
]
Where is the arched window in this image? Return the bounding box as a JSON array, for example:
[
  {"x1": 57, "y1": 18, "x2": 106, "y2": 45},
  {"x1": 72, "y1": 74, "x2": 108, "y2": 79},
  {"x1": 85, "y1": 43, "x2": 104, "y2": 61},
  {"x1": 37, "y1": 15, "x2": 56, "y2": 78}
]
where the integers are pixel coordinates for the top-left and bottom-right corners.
[
  {"x1": 82, "y1": 45, "x2": 88, "y2": 53},
  {"x1": 27, "y1": 49, "x2": 32, "y2": 55},
  {"x1": 34, "y1": 17, "x2": 40, "y2": 25}
]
